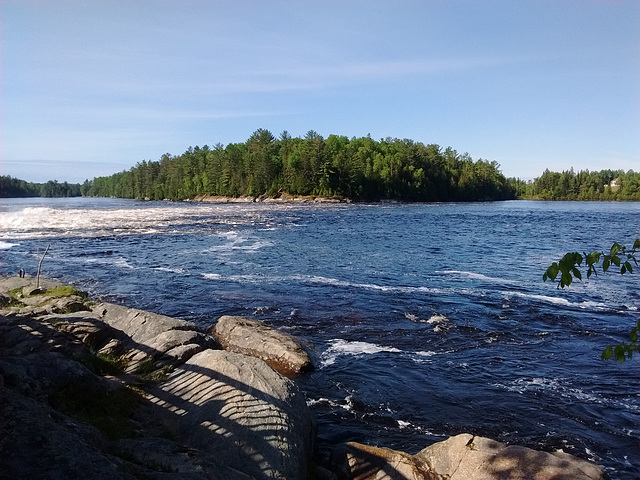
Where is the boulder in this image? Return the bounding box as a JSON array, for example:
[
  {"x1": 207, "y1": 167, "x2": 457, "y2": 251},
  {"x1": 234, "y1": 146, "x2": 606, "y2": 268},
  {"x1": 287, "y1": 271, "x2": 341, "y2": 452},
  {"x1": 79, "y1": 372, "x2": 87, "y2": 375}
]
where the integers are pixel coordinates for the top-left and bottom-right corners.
[
  {"x1": 41, "y1": 312, "x2": 117, "y2": 349},
  {"x1": 148, "y1": 349, "x2": 314, "y2": 480},
  {"x1": 331, "y1": 434, "x2": 604, "y2": 480},
  {"x1": 92, "y1": 302, "x2": 212, "y2": 371},
  {"x1": 333, "y1": 442, "x2": 423, "y2": 480},
  {"x1": 213, "y1": 315, "x2": 312, "y2": 376},
  {"x1": 413, "y1": 433, "x2": 604, "y2": 480},
  {"x1": 93, "y1": 302, "x2": 195, "y2": 346},
  {"x1": 51, "y1": 296, "x2": 91, "y2": 313},
  {"x1": 124, "y1": 329, "x2": 211, "y2": 372}
]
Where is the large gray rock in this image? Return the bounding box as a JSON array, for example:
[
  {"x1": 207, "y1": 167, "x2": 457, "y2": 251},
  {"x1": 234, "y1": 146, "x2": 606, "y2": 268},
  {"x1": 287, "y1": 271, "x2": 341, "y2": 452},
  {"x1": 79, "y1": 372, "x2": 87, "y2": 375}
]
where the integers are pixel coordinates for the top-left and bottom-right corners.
[
  {"x1": 93, "y1": 302, "x2": 195, "y2": 346},
  {"x1": 92, "y1": 302, "x2": 213, "y2": 372},
  {"x1": 414, "y1": 433, "x2": 603, "y2": 480},
  {"x1": 213, "y1": 315, "x2": 312, "y2": 376},
  {"x1": 148, "y1": 349, "x2": 314, "y2": 480},
  {"x1": 331, "y1": 434, "x2": 604, "y2": 480},
  {"x1": 40, "y1": 312, "x2": 117, "y2": 350}
]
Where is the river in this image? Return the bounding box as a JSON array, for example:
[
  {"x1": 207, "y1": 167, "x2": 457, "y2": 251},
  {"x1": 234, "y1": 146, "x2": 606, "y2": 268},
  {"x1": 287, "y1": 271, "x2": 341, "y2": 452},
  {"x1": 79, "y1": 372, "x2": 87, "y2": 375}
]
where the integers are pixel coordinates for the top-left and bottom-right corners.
[{"x1": 1, "y1": 197, "x2": 638, "y2": 477}]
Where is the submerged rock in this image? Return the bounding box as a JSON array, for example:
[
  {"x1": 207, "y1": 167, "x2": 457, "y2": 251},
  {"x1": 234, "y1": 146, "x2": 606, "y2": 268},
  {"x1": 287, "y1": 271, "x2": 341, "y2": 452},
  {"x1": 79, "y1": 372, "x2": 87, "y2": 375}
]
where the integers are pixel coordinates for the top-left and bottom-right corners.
[{"x1": 213, "y1": 315, "x2": 312, "y2": 376}]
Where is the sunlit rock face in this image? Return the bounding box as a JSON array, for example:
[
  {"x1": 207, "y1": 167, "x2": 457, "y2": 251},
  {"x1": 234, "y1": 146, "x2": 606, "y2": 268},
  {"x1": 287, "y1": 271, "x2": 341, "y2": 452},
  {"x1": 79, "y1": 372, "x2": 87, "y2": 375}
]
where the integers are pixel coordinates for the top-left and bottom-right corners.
[
  {"x1": 149, "y1": 349, "x2": 314, "y2": 480},
  {"x1": 213, "y1": 315, "x2": 312, "y2": 376}
]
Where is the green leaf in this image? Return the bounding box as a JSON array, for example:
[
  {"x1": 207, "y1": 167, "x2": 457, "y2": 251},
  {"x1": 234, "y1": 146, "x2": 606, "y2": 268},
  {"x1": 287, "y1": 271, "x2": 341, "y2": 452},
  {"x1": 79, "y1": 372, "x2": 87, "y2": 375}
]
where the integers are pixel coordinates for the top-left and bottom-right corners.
[
  {"x1": 611, "y1": 255, "x2": 621, "y2": 267},
  {"x1": 545, "y1": 263, "x2": 559, "y2": 281},
  {"x1": 614, "y1": 345, "x2": 626, "y2": 363},
  {"x1": 631, "y1": 328, "x2": 638, "y2": 343},
  {"x1": 602, "y1": 257, "x2": 610, "y2": 272},
  {"x1": 571, "y1": 268, "x2": 582, "y2": 281},
  {"x1": 560, "y1": 272, "x2": 572, "y2": 287},
  {"x1": 610, "y1": 243, "x2": 621, "y2": 256},
  {"x1": 601, "y1": 345, "x2": 613, "y2": 360},
  {"x1": 624, "y1": 261, "x2": 633, "y2": 274}
]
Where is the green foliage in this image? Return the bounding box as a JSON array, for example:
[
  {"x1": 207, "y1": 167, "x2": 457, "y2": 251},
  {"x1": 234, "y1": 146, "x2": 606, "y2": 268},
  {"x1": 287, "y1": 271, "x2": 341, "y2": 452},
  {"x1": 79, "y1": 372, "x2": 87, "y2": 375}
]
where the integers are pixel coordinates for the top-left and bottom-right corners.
[
  {"x1": 37, "y1": 285, "x2": 87, "y2": 298},
  {"x1": 0, "y1": 175, "x2": 82, "y2": 198},
  {"x1": 80, "y1": 350, "x2": 127, "y2": 376},
  {"x1": 543, "y1": 239, "x2": 640, "y2": 363},
  {"x1": 515, "y1": 168, "x2": 640, "y2": 201},
  {"x1": 82, "y1": 130, "x2": 516, "y2": 202}
]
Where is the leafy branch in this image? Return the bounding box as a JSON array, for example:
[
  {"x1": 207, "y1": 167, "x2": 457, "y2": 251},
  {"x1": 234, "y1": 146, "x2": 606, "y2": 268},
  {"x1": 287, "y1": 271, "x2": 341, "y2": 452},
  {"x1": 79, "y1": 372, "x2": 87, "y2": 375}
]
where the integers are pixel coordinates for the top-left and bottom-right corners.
[{"x1": 543, "y1": 239, "x2": 640, "y2": 363}]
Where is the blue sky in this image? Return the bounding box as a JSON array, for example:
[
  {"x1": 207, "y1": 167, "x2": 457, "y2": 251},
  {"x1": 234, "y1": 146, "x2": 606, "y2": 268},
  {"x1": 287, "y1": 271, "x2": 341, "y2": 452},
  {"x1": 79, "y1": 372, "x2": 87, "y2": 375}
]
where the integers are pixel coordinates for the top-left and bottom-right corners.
[{"x1": 1, "y1": 1, "x2": 638, "y2": 184}]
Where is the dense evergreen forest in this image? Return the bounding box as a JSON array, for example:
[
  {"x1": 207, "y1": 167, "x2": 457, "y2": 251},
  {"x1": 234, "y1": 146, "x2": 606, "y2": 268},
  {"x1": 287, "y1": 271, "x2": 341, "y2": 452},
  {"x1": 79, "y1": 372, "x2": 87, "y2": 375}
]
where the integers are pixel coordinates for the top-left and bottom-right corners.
[
  {"x1": 0, "y1": 176, "x2": 81, "y2": 198},
  {"x1": 514, "y1": 168, "x2": 640, "y2": 201},
  {"x1": 83, "y1": 130, "x2": 516, "y2": 202},
  {"x1": 2, "y1": 130, "x2": 638, "y2": 202}
]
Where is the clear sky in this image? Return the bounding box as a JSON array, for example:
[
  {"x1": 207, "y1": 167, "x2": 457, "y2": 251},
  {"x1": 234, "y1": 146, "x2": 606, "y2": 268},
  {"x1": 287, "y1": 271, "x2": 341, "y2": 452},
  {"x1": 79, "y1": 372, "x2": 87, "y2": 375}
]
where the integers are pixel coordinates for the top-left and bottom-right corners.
[{"x1": 1, "y1": 0, "x2": 639, "y2": 184}]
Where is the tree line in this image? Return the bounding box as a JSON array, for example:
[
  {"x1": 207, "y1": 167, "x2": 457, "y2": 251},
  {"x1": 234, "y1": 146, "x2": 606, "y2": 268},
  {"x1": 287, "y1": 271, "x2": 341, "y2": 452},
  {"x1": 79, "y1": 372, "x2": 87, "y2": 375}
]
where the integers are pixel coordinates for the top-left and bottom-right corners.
[
  {"x1": 82, "y1": 129, "x2": 516, "y2": 202},
  {"x1": 2, "y1": 129, "x2": 638, "y2": 202},
  {"x1": 0, "y1": 176, "x2": 82, "y2": 198},
  {"x1": 513, "y1": 168, "x2": 640, "y2": 201}
]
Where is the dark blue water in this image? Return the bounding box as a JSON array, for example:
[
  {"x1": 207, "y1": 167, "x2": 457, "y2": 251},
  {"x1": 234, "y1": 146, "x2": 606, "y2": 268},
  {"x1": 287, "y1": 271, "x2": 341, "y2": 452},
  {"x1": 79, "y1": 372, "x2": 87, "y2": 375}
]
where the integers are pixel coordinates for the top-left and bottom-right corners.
[{"x1": 1, "y1": 197, "x2": 638, "y2": 477}]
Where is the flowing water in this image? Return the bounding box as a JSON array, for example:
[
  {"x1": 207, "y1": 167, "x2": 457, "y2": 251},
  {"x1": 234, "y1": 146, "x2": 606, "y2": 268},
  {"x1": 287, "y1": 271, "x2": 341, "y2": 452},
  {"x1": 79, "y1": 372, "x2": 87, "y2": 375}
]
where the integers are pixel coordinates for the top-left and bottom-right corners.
[{"x1": 1, "y1": 197, "x2": 638, "y2": 477}]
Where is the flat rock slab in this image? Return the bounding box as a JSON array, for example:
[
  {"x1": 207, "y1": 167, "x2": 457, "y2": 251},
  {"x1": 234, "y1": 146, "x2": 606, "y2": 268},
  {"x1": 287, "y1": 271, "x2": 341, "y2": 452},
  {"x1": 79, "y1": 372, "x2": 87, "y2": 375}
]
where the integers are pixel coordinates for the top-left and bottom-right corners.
[
  {"x1": 148, "y1": 349, "x2": 313, "y2": 480},
  {"x1": 213, "y1": 315, "x2": 312, "y2": 376}
]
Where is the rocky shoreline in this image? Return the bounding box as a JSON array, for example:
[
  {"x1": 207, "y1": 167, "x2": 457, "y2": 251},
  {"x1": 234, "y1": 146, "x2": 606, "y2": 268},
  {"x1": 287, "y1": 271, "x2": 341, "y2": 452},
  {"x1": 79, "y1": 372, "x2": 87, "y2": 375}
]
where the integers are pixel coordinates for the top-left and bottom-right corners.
[
  {"x1": 191, "y1": 193, "x2": 349, "y2": 204},
  {"x1": 0, "y1": 276, "x2": 605, "y2": 479}
]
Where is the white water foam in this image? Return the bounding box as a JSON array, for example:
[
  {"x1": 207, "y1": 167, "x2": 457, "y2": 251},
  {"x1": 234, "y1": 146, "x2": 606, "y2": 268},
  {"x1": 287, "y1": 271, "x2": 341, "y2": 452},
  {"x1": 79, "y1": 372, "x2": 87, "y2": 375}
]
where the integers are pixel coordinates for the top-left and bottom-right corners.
[
  {"x1": 206, "y1": 230, "x2": 273, "y2": 253},
  {"x1": 0, "y1": 203, "x2": 268, "y2": 239},
  {"x1": 494, "y1": 377, "x2": 639, "y2": 412},
  {"x1": 201, "y1": 271, "x2": 447, "y2": 295},
  {"x1": 321, "y1": 339, "x2": 402, "y2": 367},
  {"x1": 506, "y1": 291, "x2": 608, "y2": 310},
  {"x1": 154, "y1": 266, "x2": 185, "y2": 274},
  {"x1": 438, "y1": 270, "x2": 515, "y2": 284},
  {"x1": 0, "y1": 241, "x2": 19, "y2": 249}
]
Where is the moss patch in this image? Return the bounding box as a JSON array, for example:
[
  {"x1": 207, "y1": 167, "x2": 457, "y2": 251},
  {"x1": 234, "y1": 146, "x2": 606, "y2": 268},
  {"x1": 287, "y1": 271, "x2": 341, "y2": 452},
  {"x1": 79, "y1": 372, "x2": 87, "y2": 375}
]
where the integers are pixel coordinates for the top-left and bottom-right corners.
[
  {"x1": 6, "y1": 287, "x2": 24, "y2": 299},
  {"x1": 43, "y1": 285, "x2": 87, "y2": 298}
]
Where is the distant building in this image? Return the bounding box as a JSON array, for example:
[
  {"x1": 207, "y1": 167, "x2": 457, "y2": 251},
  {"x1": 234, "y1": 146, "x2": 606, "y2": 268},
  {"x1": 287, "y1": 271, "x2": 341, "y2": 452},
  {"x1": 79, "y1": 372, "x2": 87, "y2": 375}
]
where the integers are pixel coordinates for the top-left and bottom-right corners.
[{"x1": 607, "y1": 178, "x2": 621, "y2": 192}]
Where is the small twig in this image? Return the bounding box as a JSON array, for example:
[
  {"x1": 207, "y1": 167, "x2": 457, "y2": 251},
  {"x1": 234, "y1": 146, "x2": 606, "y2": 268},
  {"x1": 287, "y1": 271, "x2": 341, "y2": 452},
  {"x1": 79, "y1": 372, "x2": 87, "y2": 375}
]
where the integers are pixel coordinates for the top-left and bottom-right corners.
[{"x1": 36, "y1": 243, "x2": 50, "y2": 289}]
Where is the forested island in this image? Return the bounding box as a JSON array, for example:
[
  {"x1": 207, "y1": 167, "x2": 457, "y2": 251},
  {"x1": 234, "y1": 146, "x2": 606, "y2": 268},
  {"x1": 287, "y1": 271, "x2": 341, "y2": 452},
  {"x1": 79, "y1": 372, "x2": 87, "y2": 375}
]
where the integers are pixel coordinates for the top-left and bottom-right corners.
[
  {"x1": 2, "y1": 130, "x2": 639, "y2": 201},
  {"x1": 83, "y1": 130, "x2": 515, "y2": 202}
]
